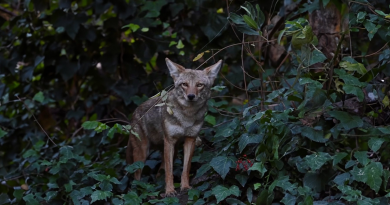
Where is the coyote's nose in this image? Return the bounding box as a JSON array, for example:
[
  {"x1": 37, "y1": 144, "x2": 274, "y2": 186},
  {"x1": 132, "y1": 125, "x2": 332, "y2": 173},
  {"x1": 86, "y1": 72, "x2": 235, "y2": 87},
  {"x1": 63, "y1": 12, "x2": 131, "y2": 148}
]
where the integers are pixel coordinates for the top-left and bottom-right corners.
[{"x1": 187, "y1": 94, "x2": 195, "y2": 100}]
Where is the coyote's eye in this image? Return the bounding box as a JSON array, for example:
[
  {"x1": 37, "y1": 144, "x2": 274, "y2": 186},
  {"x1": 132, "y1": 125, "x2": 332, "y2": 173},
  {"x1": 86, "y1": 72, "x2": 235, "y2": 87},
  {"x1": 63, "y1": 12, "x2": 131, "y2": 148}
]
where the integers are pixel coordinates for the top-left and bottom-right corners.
[
  {"x1": 181, "y1": 83, "x2": 188, "y2": 87},
  {"x1": 196, "y1": 83, "x2": 204, "y2": 88}
]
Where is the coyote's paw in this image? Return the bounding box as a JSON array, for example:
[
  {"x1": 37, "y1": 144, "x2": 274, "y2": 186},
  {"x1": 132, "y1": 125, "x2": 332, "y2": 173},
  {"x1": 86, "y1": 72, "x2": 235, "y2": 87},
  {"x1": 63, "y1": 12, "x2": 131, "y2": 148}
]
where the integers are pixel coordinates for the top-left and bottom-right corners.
[{"x1": 164, "y1": 190, "x2": 177, "y2": 197}]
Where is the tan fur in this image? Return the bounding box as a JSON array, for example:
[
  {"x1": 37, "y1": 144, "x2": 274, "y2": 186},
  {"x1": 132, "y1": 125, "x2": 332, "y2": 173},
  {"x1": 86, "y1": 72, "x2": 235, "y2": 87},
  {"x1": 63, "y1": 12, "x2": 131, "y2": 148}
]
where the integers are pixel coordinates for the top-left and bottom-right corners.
[{"x1": 126, "y1": 58, "x2": 222, "y2": 196}]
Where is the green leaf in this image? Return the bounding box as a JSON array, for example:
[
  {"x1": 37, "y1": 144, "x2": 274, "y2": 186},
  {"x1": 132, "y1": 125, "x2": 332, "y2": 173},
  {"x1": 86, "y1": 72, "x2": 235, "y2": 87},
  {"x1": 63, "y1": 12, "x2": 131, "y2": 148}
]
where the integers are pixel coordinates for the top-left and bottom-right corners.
[
  {"x1": 60, "y1": 146, "x2": 75, "y2": 161},
  {"x1": 95, "y1": 122, "x2": 109, "y2": 133},
  {"x1": 278, "y1": 29, "x2": 286, "y2": 44},
  {"x1": 365, "y1": 162, "x2": 383, "y2": 193},
  {"x1": 99, "y1": 180, "x2": 113, "y2": 191},
  {"x1": 23, "y1": 194, "x2": 40, "y2": 205},
  {"x1": 235, "y1": 174, "x2": 248, "y2": 187},
  {"x1": 333, "y1": 173, "x2": 351, "y2": 185},
  {"x1": 13, "y1": 189, "x2": 24, "y2": 201},
  {"x1": 255, "y1": 4, "x2": 265, "y2": 27},
  {"x1": 169, "y1": 41, "x2": 177, "y2": 47},
  {"x1": 211, "y1": 85, "x2": 226, "y2": 92},
  {"x1": 248, "y1": 162, "x2": 267, "y2": 177},
  {"x1": 339, "y1": 61, "x2": 367, "y2": 75},
  {"x1": 368, "y1": 137, "x2": 385, "y2": 152},
  {"x1": 205, "y1": 115, "x2": 216, "y2": 126},
  {"x1": 228, "y1": 12, "x2": 245, "y2": 25},
  {"x1": 238, "y1": 133, "x2": 262, "y2": 153},
  {"x1": 301, "y1": 126, "x2": 327, "y2": 143},
  {"x1": 350, "y1": 166, "x2": 367, "y2": 183},
  {"x1": 354, "y1": 151, "x2": 370, "y2": 166},
  {"x1": 65, "y1": 180, "x2": 76, "y2": 192},
  {"x1": 0, "y1": 128, "x2": 7, "y2": 138},
  {"x1": 309, "y1": 49, "x2": 327, "y2": 65},
  {"x1": 123, "y1": 23, "x2": 140, "y2": 32},
  {"x1": 328, "y1": 111, "x2": 363, "y2": 130},
  {"x1": 210, "y1": 156, "x2": 235, "y2": 179},
  {"x1": 195, "y1": 163, "x2": 211, "y2": 178},
  {"x1": 141, "y1": 27, "x2": 149, "y2": 32},
  {"x1": 176, "y1": 40, "x2": 184, "y2": 49},
  {"x1": 125, "y1": 161, "x2": 144, "y2": 174},
  {"x1": 236, "y1": 24, "x2": 260, "y2": 35},
  {"x1": 33, "y1": 91, "x2": 44, "y2": 103},
  {"x1": 363, "y1": 20, "x2": 381, "y2": 41},
  {"x1": 333, "y1": 152, "x2": 348, "y2": 166},
  {"x1": 383, "y1": 96, "x2": 389, "y2": 107},
  {"x1": 82, "y1": 121, "x2": 99, "y2": 130},
  {"x1": 211, "y1": 185, "x2": 240, "y2": 203},
  {"x1": 343, "y1": 85, "x2": 364, "y2": 102},
  {"x1": 242, "y1": 15, "x2": 258, "y2": 30},
  {"x1": 281, "y1": 193, "x2": 296, "y2": 205},
  {"x1": 188, "y1": 189, "x2": 201, "y2": 200},
  {"x1": 90, "y1": 190, "x2": 113, "y2": 203},
  {"x1": 304, "y1": 152, "x2": 333, "y2": 171}
]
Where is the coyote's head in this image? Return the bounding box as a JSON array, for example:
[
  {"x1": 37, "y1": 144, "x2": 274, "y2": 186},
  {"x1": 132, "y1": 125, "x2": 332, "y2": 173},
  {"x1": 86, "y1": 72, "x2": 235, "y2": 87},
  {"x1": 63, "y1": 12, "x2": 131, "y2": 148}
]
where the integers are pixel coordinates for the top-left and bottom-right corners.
[{"x1": 165, "y1": 58, "x2": 222, "y2": 104}]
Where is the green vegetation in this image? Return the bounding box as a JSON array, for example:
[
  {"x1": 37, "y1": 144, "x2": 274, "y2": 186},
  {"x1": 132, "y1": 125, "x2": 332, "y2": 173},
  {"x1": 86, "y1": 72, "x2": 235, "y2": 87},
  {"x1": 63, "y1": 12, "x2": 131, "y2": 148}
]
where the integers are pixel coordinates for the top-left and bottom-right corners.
[{"x1": 0, "y1": 0, "x2": 389, "y2": 204}]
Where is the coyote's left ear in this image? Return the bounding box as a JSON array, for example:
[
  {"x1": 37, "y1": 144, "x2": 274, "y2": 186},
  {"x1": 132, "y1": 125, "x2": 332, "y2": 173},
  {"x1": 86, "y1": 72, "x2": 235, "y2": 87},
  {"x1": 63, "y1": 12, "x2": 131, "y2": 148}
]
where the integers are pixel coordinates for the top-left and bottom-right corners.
[
  {"x1": 166, "y1": 58, "x2": 186, "y2": 81},
  {"x1": 204, "y1": 60, "x2": 222, "y2": 82}
]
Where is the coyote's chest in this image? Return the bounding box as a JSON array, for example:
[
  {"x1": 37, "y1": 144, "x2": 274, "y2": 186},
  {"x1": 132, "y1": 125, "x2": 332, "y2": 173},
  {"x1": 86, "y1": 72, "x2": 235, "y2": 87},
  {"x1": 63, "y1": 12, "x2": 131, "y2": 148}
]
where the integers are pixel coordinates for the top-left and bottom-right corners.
[{"x1": 163, "y1": 106, "x2": 205, "y2": 139}]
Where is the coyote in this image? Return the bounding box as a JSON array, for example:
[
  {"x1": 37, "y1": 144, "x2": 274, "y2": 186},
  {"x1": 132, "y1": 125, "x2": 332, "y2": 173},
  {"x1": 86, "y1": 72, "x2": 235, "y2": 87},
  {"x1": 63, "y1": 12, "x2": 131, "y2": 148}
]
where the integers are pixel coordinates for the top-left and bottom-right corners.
[{"x1": 126, "y1": 58, "x2": 222, "y2": 196}]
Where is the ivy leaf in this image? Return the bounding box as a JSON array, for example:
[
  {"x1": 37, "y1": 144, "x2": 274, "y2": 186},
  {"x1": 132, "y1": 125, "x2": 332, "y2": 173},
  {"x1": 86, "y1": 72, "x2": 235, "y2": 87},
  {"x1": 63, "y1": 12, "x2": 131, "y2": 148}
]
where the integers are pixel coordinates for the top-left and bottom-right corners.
[
  {"x1": 363, "y1": 20, "x2": 381, "y2": 41},
  {"x1": 0, "y1": 128, "x2": 7, "y2": 138},
  {"x1": 82, "y1": 121, "x2": 99, "y2": 130},
  {"x1": 210, "y1": 156, "x2": 235, "y2": 179},
  {"x1": 304, "y1": 152, "x2": 333, "y2": 171},
  {"x1": 328, "y1": 111, "x2": 363, "y2": 130},
  {"x1": 350, "y1": 166, "x2": 367, "y2": 183},
  {"x1": 60, "y1": 146, "x2": 75, "y2": 161},
  {"x1": 33, "y1": 91, "x2": 45, "y2": 103},
  {"x1": 248, "y1": 162, "x2": 267, "y2": 177},
  {"x1": 122, "y1": 23, "x2": 140, "y2": 32},
  {"x1": 301, "y1": 126, "x2": 327, "y2": 143},
  {"x1": 195, "y1": 163, "x2": 211, "y2": 178},
  {"x1": 188, "y1": 189, "x2": 201, "y2": 200},
  {"x1": 238, "y1": 133, "x2": 263, "y2": 153},
  {"x1": 176, "y1": 40, "x2": 185, "y2": 49},
  {"x1": 333, "y1": 152, "x2": 348, "y2": 166},
  {"x1": 368, "y1": 138, "x2": 385, "y2": 152},
  {"x1": 339, "y1": 61, "x2": 367, "y2": 75},
  {"x1": 23, "y1": 194, "x2": 40, "y2": 205},
  {"x1": 90, "y1": 190, "x2": 113, "y2": 203},
  {"x1": 383, "y1": 96, "x2": 389, "y2": 107},
  {"x1": 309, "y1": 49, "x2": 327, "y2": 65},
  {"x1": 235, "y1": 174, "x2": 248, "y2": 187},
  {"x1": 205, "y1": 115, "x2": 216, "y2": 126},
  {"x1": 354, "y1": 151, "x2": 370, "y2": 166},
  {"x1": 125, "y1": 161, "x2": 144, "y2": 174},
  {"x1": 343, "y1": 85, "x2": 364, "y2": 102},
  {"x1": 365, "y1": 162, "x2": 383, "y2": 193},
  {"x1": 211, "y1": 185, "x2": 240, "y2": 203},
  {"x1": 333, "y1": 173, "x2": 351, "y2": 185},
  {"x1": 281, "y1": 193, "x2": 297, "y2": 205}
]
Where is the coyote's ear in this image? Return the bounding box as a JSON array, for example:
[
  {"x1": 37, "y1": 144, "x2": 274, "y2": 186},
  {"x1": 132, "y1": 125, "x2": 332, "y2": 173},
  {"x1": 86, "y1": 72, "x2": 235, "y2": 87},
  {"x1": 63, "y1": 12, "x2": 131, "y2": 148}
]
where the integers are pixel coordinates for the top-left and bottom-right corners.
[
  {"x1": 204, "y1": 60, "x2": 222, "y2": 82},
  {"x1": 166, "y1": 58, "x2": 185, "y2": 81}
]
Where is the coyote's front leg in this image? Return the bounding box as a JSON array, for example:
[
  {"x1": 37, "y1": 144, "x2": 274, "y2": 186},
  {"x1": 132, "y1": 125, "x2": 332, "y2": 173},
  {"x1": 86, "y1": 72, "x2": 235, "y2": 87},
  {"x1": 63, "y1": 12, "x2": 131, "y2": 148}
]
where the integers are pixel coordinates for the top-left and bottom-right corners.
[
  {"x1": 181, "y1": 137, "x2": 195, "y2": 191},
  {"x1": 163, "y1": 137, "x2": 176, "y2": 196}
]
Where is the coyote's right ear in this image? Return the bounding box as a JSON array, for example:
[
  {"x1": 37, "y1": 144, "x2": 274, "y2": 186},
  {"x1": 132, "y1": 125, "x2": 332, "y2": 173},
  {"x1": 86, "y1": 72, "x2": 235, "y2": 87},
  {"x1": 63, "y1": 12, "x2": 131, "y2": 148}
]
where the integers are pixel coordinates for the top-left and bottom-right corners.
[{"x1": 166, "y1": 58, "x2": 185, "y2": 81}]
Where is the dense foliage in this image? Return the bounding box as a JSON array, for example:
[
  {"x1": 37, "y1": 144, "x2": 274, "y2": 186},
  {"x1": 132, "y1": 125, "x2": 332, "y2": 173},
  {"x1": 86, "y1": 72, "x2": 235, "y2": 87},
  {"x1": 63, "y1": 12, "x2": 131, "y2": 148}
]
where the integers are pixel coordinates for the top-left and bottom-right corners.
[{"x1": 0, "y1": 0, "x2": 389, "y2": 204}]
